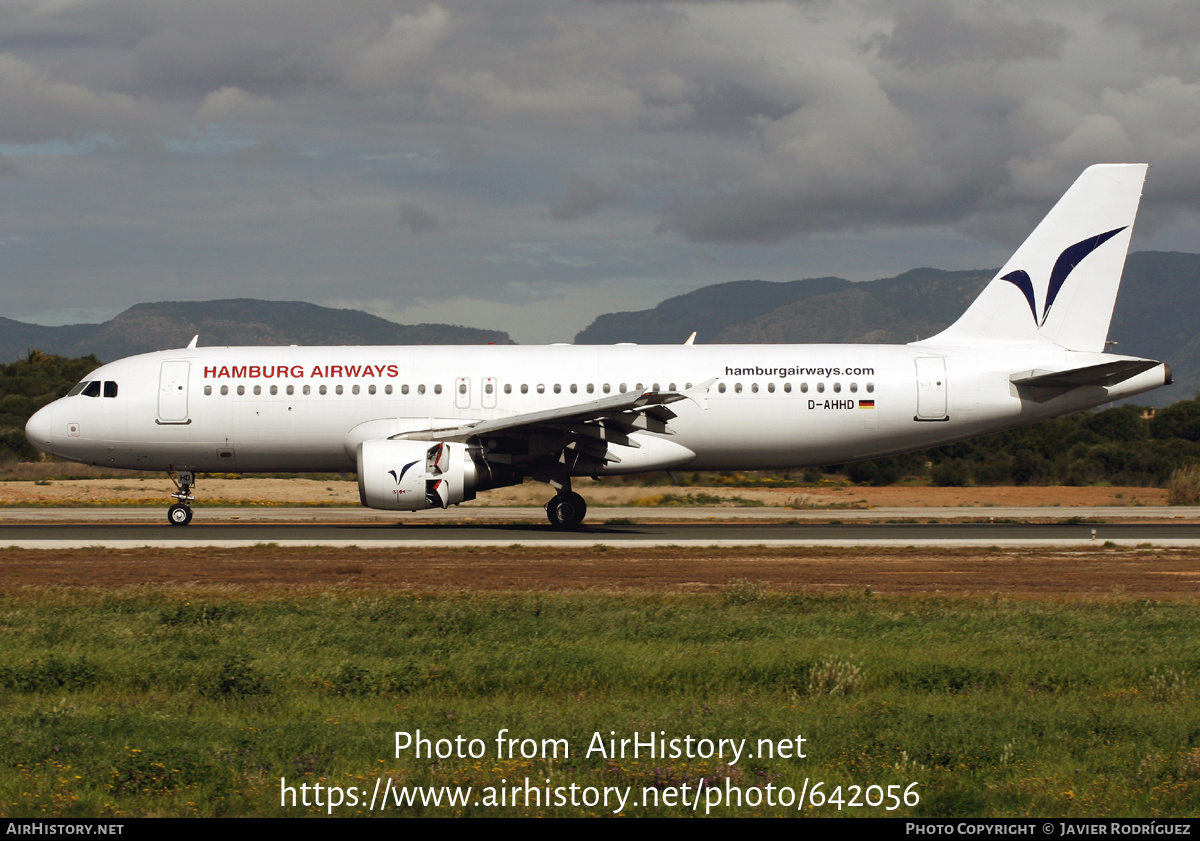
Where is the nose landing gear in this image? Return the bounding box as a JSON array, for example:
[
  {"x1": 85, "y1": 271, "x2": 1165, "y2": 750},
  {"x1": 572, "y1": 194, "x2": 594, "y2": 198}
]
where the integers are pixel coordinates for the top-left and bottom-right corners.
[{"x1": 167, "y1": 470, "x2": 195, "y2": 526}]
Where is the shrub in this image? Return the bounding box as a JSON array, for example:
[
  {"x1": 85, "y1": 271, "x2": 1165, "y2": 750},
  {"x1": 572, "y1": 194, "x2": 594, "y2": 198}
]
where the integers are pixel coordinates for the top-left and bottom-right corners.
[
  {"x1": 1168, "y1": 464, "x2": 1200, "y2": 505},
  {"x1": 808, "y1": 658, "x2": 864, "y2": 696}
]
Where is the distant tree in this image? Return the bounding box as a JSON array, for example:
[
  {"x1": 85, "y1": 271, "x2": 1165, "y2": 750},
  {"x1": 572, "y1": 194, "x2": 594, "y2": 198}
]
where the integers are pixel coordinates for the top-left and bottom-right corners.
[
  {"x1": 0, "y1": 353, "x2": 101, "y2": 462},
  {"x1": 1151, "y1": 399, "x2": 1200, "y2": 442}
]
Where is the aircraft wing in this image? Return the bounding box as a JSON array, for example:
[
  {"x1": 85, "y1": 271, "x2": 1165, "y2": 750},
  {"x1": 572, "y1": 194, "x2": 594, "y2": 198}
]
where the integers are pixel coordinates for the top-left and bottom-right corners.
[
  {"x1": 394, "y1": 380, "x2": 713, "y2": 472},
  {"x1": 400, "y1": 389, "x2": 682, "y2": 441}
]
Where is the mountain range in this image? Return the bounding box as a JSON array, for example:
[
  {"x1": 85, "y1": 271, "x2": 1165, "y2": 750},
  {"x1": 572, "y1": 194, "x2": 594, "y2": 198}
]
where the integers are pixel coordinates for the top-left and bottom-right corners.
[
  {"x1": 0, "y1": 299, "x2": 511, "y2": 363},
  {"x1": 4, "y1": 251, "x2": 1196, "y2": 406}
]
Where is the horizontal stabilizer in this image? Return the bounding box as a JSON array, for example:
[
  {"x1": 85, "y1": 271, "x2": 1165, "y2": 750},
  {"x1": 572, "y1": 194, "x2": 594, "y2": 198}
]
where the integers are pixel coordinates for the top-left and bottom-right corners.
[{"x1": 1011, "y1": 359, "x2": 1162, "y2": 390}]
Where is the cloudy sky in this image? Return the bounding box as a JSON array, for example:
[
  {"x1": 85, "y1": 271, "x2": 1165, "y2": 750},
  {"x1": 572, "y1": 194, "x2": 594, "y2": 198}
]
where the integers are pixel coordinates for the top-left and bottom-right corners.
[{"x1": 2, "y1": 1, "x2": 1199, "y2": 343}]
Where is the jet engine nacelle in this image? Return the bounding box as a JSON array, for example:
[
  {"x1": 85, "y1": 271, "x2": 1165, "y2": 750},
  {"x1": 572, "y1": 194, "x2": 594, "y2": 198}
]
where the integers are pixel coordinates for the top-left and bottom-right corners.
[{"x1": 357, "y1": 439, "x2": 478, "y2": 510}]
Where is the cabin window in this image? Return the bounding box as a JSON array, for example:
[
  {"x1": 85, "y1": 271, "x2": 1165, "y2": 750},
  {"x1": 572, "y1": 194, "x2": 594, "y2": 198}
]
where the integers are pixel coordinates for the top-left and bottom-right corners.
[
  {"x1": 636, "y1": 383, "x2": 644, "y2": 391},
  {"x1": 850, "y1": 382, "x2": 858, "y2": 393},
  {"x1": 287, "y1": 385, "x2": 295, "y2": 396},
  {"x1": 504, "y1": 384, "x2": 512, "y2": 394},
  {"x1": 587, "y1": 384, "x2": 595, "y2": 394},
  {"x1": 734, "y1": 383, "x2": 743, "y2": 394},
  {"x1": 204, "y1": 385, "x2": 212, "y2": 396},
  {"x1": 335, "y1": 385, "x2": 344, "y2": 395},
  {"x1": 458, "y1": 383, "x2": 467, "y2": 395},
  {"x1": 718, "y1": 383, "x2": 727, "y2": 394},
  {"x1": 817, "y1": 382, "x2": 825, "y2": 393},
  {"x1": 434, "y1": 384, "x2": 442, "y2": 395},
  {"x1": 603, "y1": 384, "x2": 611, "y2": 394},
  {"x1": 570, "y1": 384, "x2": 577, "y2": 394},
  {"x1": 521, "y1": 384, "x2": 529, "y2": 394},
  {"x1": 401, "y1": 385, "x2": 409, "y2": 395},
  {"x1": 619, "y1": 383, "x2": 627, "y2": 393},
  {"x1": 221, "y1": 385, "x2": 229, "y2": 396},
  {"x1": 669, "y1": 383, "x2": 676, "y2": 391},
  {"x1": 767, "y1": 382, "x2": 775, "y2": 393},
  {"x1": 553, "y1": 384, "x2": 561, "y2": 394},
  {"x1": 784, "y1": 383, "x2": 792, "y2": 393},
  {"x1": 417, "y1": 384, "x2": 426, "y2": 395},
  {"x1": 867, "y1": 382, "x2": 875, "y2": 393},
  {"x1": 318, "y1": 385, "x2": 327, "y2": 395},
  {"x1": 271, "y1": 385, "x2": 279, "y2": 396},
  {"x1": 352, "y1": 385, "x2": 360, "y2": 395},
  {"x1": 485, "y1": 383, "x2": 494, "y2": 395},
  {"x1": 833, "y1": 383, "x2": 841, "y2": 393},
  {"x1": 537, "y1": 384, "x2": 545, "y2": 394},
  {"x1": 81, "y1": 381, "x2": 101, "y2": 398},
  {"x1": 368, "y1": 384, "x2": 376, "y2": 395},
  {"x1": 253, "y1": 385, "x2": 262, "y2": 396},
  {"x1": 384, "y1": 384, "x2": 392, "y2": 395},
  {"x1": 303, "y1": 385, "x2": 311, "y2": 395},
  {"x1": 751, "y1": 383, "x2": 759, "y2": 394},
  {"x1": 237, "y1": 385, "x2": 246, "y2": 396}
]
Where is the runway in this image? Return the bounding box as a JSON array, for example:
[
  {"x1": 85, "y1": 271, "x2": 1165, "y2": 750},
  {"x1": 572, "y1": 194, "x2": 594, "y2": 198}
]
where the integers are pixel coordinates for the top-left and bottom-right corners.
[{"x1": 2, "y1": 515, "x2": 1199, "y2": 548}]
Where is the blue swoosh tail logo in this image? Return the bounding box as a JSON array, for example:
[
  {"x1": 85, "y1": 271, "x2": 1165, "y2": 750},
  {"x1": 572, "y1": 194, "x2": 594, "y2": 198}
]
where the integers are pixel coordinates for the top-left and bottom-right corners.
[{"x1": 1001, "y1": 226, "x2": 1127, "y2": 326}]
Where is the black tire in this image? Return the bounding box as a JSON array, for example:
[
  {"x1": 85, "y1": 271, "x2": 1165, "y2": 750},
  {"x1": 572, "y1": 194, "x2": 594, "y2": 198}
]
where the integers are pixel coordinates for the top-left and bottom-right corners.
[
  {"x1": 168, "y1": 504, "x2": 192, "y2": 526},
  {"x1": 546, "y1": 492, "x2": 587, "y2": 529}
]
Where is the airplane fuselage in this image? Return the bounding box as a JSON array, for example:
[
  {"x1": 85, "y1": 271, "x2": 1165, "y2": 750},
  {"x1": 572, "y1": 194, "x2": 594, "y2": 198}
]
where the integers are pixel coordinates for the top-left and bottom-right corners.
[{"x1": 26, "y1": 342, "x2": 1170, "y2": 476}]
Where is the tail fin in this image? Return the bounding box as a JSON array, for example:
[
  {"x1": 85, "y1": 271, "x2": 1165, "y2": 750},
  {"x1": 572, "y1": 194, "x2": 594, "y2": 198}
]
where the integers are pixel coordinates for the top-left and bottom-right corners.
[{"x1": 919, "y1": 163, "x2": 1147, "y2": 352}]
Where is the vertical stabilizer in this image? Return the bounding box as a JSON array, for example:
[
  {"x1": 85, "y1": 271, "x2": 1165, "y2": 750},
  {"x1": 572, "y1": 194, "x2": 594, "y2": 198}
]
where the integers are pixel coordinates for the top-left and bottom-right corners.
[{"x1": 918, "y1": 164, "x2": 1147, "y2": 352}]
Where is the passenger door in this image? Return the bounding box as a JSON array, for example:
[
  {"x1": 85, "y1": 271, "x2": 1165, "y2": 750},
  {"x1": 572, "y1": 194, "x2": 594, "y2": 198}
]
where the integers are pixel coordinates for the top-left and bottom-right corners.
[{"x1": 157, "y1": 361, "x2": 191, "y2": 424}]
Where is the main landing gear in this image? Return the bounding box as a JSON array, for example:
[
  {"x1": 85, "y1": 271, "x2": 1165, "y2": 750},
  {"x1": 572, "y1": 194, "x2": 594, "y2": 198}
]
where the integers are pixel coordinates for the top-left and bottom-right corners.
[
  {"x1": 546, "y1": 484, "x2": 587, "y2": 530},
  {"x1": 167, "y1": 470, "x2": 195, "y2": 526}
]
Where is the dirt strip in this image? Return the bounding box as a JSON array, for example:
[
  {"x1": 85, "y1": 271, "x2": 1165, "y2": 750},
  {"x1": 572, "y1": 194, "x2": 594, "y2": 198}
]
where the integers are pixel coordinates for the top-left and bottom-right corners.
[
  {"x1": 1, "y1": 545, "x2": 1197, "y2": 598},
  {"x1": 0, "y1": 477, "x2": 1171, "y2": 509}
]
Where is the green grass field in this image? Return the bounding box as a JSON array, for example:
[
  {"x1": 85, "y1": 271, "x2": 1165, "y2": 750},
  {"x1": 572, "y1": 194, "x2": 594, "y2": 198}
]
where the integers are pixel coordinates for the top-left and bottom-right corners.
[{"x1": 1, "y1": 585, "x2": 1197, "y2": 817}]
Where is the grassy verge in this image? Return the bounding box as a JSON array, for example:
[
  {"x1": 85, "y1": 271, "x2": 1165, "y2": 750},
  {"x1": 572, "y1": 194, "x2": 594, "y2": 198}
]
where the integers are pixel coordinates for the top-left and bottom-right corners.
[{"x1": 1, "y1": 586, "x2": 1197, "y2": 817}]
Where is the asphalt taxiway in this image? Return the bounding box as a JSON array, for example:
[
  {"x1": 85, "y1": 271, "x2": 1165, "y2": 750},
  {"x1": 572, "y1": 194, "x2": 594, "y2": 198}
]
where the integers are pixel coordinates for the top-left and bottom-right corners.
[{"x1": 2, "y1": 507, "x2": 1198, "y2": 547}]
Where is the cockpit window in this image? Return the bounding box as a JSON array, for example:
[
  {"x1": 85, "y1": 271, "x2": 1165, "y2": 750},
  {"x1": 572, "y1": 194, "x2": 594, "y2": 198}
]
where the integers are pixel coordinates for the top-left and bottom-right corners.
[
  {"x1": 104, "y1": 381, "x2": 118, "y2": 398},
  {"x1": 68, "y1": 381, "x2": 90, "y2": 396},
  {"x1": 81, "y1": 381, "x2": 102, "y2": 398}
]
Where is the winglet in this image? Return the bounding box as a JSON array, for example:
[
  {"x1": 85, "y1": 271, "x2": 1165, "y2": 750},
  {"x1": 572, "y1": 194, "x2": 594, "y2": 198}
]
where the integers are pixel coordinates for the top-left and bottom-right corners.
[
  {"x1": 684, "y1": 332, "x2": 697, "y2": 345},
  {"x1": 186, "y1": 335, "x2": 199, "y2": 349}
]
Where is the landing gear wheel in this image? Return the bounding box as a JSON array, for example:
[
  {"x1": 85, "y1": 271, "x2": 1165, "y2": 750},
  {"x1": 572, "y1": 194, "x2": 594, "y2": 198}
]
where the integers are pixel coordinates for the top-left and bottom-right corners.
[
  {"x1": 167, "y1": 470, "x2": 196, "y2": 527},
  {"x1": 547, "y1": 492, "x2": 587, "y2": 530}
]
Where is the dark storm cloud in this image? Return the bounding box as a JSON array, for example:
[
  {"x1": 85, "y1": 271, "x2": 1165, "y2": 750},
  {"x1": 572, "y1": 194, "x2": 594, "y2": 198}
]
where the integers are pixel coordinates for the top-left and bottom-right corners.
[
  {"x1": 878, "y1": 3, "x2": 1067, "y2": 70},
  {"x1": 550, "y1": 174, "x2": 624, "y2": 221},
  {"x1": 2, "y1": 1, "x2": 1200, "y2": 340},
  {"x1": 398, "y1": 202, "x2": 440, "y2": 233}
]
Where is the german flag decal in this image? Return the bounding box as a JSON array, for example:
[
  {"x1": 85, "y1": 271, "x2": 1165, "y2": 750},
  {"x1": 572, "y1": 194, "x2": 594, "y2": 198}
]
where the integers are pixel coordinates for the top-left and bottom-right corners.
[{"x1": 858, "y1": 400, "x2": 875, "y2": 409}]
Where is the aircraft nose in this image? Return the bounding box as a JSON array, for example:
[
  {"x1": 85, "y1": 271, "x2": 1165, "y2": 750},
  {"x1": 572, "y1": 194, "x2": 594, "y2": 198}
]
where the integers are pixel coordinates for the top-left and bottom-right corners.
[{"x1": 25, "y1": 404, "x2": 54, "y2": 453}]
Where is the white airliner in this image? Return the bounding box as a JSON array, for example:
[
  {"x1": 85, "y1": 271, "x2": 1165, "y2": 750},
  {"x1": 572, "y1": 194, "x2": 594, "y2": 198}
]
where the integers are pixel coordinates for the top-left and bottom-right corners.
[{"x1": 25, "y1": 164, "x2": 1171, "y2": 528}]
